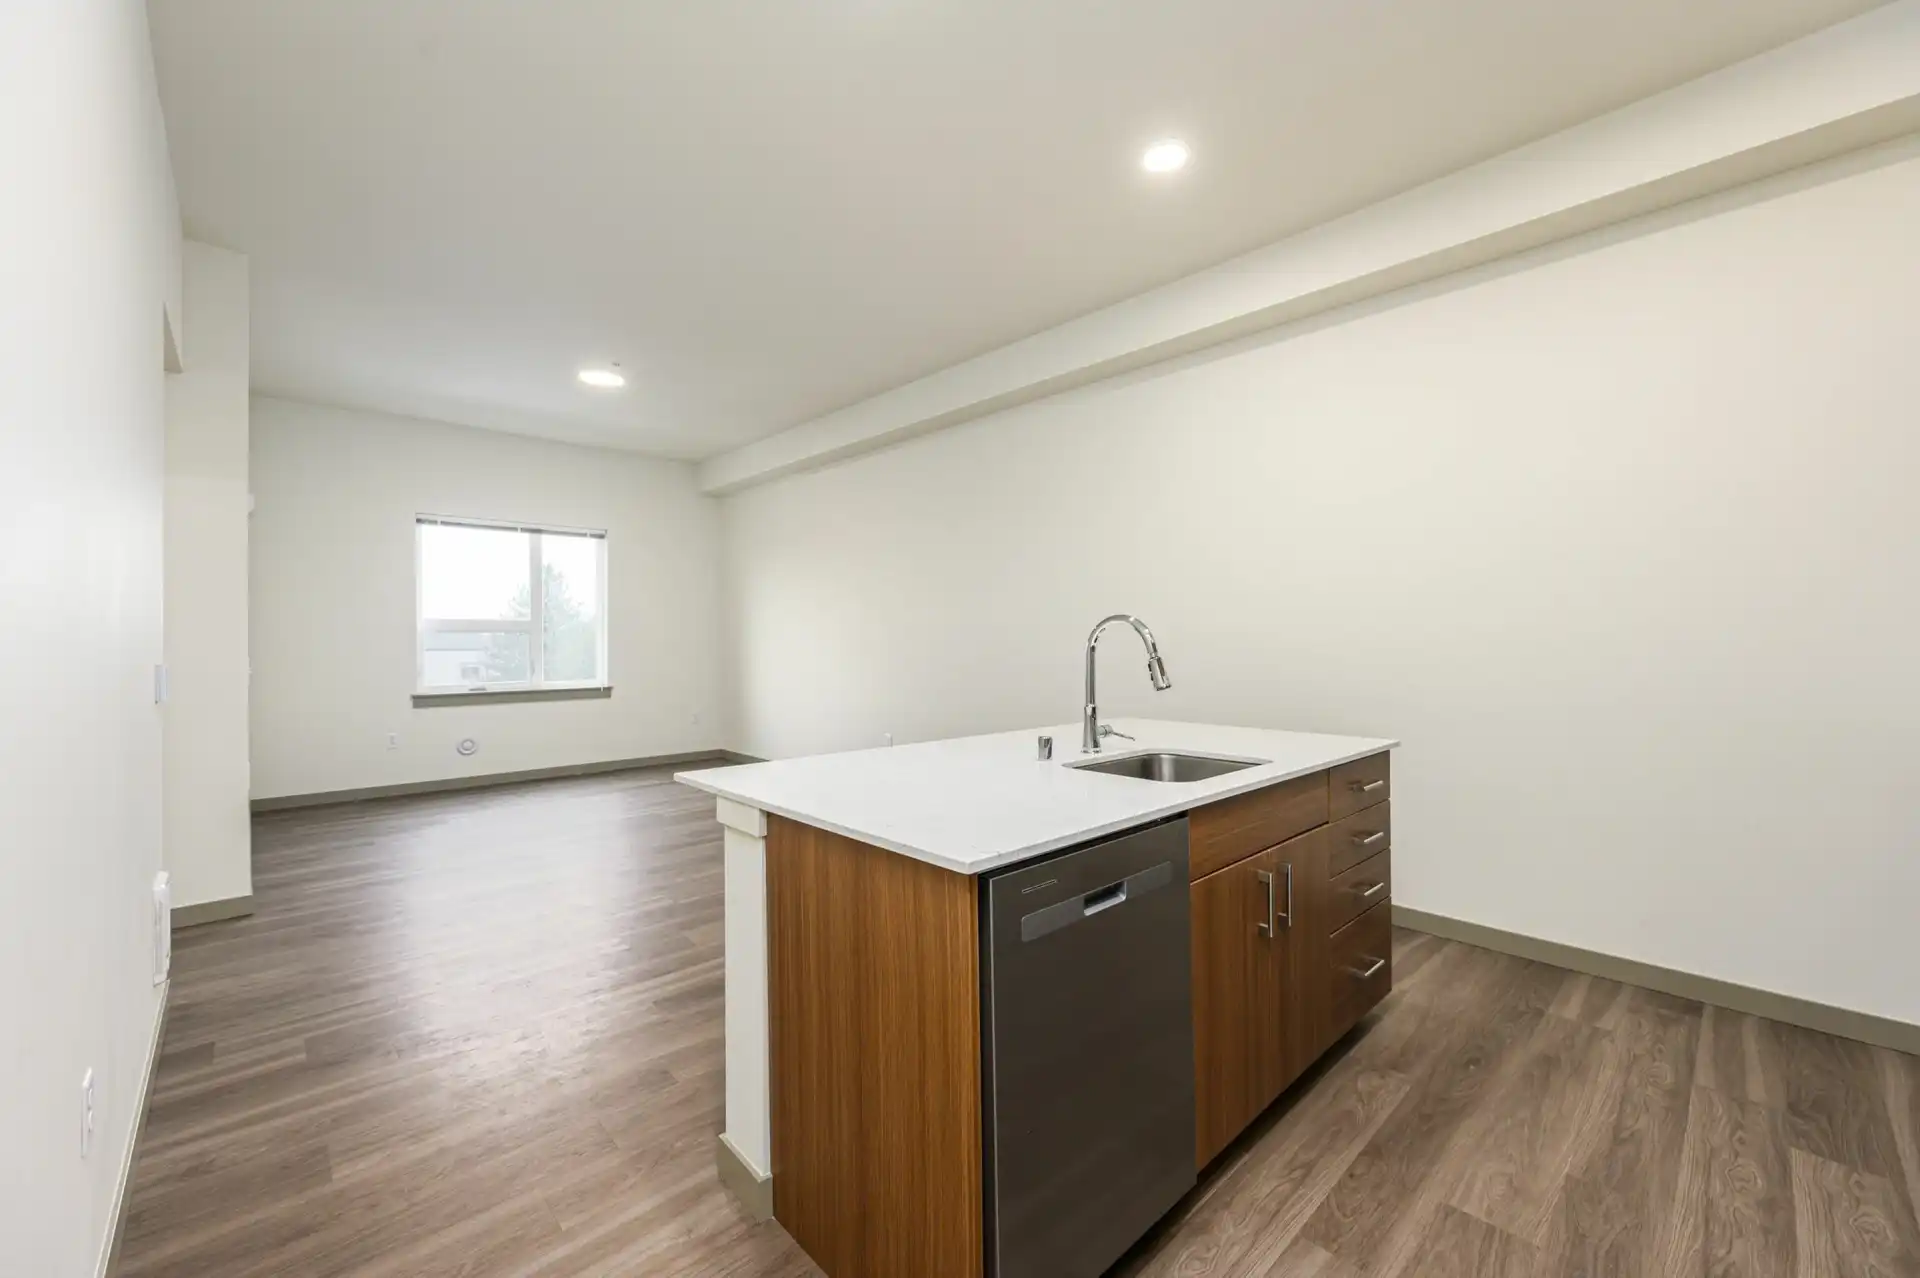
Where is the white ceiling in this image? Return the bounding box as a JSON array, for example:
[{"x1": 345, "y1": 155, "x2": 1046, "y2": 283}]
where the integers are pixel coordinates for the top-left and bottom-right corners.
[{"x1": 151, "y1": 0, "x2": 1883, "y2": 460}]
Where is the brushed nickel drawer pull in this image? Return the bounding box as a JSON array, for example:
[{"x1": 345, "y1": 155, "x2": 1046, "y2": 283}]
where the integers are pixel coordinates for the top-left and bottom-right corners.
[
  {"x1": 1347, "y1": 956, "x2": 1386, "y2": 980},
  {"x1": 1351, "y1": 779, "x2": 1386, "y2": 793},
  {"x1": 1279, "y1": 862, "x2": 1294, "y2": 930},
  {"x1": 1352, "y1": 881, "x2": 1386, "y2": 899},
  {"x1": 1353, "y1": 830, "x2": 1386, "y2": 847}
]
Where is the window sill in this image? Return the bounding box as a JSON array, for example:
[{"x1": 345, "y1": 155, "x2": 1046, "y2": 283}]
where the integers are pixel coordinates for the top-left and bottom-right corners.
[{"x1": 412, "y1": 686, "x2": 613, "y2": 708}]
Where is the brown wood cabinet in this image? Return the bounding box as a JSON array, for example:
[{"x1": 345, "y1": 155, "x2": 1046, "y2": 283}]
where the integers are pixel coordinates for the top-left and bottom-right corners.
[
  {"x1": 1329, "y1": 894, "x2": 1394, "y2": 1041},
  {"x1": 757, "y1": 748, "x2": 1396, "y2": 1276},
  {"x1": 1190, "y1": 844, "x2": 1288, "y2": 1166},
  {"x1": 766, "y1": 817, "x2": 984, "y2": 1278},
  {"x1": 1188, "y1": 751, "x2": 1393, "y2": 1169},
  {"x1": 1328, "y1": 802, "x2": 1392, "y2": 878},
  {"x1": 1188, "y1": 770, "x2": 1328, "y2": 879},
  {"x1": 1328, "y1": 850, "x2": 1390, "y2": 935},
  {"x1": 1329, "y1": 751, "x2": 1392, "y2": 821}
]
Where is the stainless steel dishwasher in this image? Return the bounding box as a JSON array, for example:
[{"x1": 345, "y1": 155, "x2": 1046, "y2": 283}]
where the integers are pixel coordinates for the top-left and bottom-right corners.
[{"x1": 980, "y1": 817, "x2": 1194, "y2": 1278}]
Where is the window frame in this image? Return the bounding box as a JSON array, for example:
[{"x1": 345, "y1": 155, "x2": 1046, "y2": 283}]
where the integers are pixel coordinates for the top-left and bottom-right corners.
[{"x1": 414, "y1": 515, "x2": 610, "y2": 696}]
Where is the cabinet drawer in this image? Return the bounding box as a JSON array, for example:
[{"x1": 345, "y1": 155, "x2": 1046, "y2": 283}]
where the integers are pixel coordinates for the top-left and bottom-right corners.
[
  {"x1": 1189, "y1": 771, "x2": 1329, "y2": 881},
  {"x1": 1328, "y1": 902, "x2": 1392, "y2": 1041},
  {"x1": 1328, "y1": 752, "x2": 1390, "y2": 822},
  {"x1": 1327, "y1": 850, "x2": 1390, "y2": 936},
  {"x1": 1327, "y1": 802, "x2": 1391, "y2": 878}
]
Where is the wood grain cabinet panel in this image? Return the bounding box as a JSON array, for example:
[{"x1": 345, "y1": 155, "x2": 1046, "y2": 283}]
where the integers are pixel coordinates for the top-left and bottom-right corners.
[
  {"x1": 1328, "y1": 751, "x2": 1390, "y2": 822},
  {"x1": 766, "y1": 816, "x2": 984, "y2": 1278},
  {"x1": 1327, "y1": 850, "x2": 1390, "y2": 937},
  {"x1": 1327, "y1": 901, "x2": 1393, "y2": 1043},
  {"x1": 1191, "y1": 824, "x2": 1330, "y2": 1169},
  {"x1": 1189, "y1": 772, "x2": 1329, "y2": 880},
  {"x1": 1279, "y1": 826, "x2": 1333, "y2": 1085},
  {"x1": 1191, "y1": 847, "x2": 1289, "y2": 1169},
  {"x1": 1190, "y1": 759, "x2": 1395, "y2": 1164},
  {"x1": 1327, "y1": 801, "x2": 1392, "y2": 878},
  {"x1": 763, "y1": 753, "x2": 1397, "y2": 1269}
]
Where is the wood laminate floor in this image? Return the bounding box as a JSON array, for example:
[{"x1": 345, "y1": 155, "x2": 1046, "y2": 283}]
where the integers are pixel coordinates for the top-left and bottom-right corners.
[
  {"x1": 1119, "y1": 933, "x2": 1920, "y2": 1278},
  {"x1": 119, "y1": 769, "x2": 1920, "y2": 1277}
]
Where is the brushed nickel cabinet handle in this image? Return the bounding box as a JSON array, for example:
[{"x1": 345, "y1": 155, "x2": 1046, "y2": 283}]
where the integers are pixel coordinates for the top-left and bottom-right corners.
[
  {"x1": 1353, "y1": 830, "x2": 1386, "y2": 847},
  {"x1": 1279, "y1": 862, "x2": 1294, "y2": 930},
  {"x1": 1256, "y1": 869, "x2": 1276, "y2": 939},
  {"x1": 1347, "y1": 956, "x2": 1386, "y2": 980},
  {"x1": 1350, "y1": 779, "x2": 1386, "y2": 793},
  {"x1": 1351, "y1": 881, "x2": 1386, "y2": 899}
]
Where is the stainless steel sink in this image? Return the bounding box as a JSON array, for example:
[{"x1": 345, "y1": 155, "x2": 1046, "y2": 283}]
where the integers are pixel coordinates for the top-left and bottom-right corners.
[{"x1": 1068, "y1": 752, "x2": 1266, "y2": 783}]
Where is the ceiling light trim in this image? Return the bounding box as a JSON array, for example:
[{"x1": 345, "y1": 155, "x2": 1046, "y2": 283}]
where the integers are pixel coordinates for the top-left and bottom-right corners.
[
  {"x1": 1141, "y1": 139, "x2": 1191, "y2": 174},
  {"x1": 577, "y1": 366, "x2": 627, "y2": 390}
]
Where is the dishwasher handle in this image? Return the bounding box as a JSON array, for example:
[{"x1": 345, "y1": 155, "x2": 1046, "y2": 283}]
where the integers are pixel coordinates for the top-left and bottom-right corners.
[{"x1": 1019, "y1": 860, "x2": 1174, "y2": 943}]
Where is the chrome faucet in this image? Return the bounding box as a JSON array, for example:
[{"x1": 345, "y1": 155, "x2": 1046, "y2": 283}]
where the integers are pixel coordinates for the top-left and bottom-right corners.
[{"x1": 1082, "y1": 614, "x2": 1172, "y2": 753}]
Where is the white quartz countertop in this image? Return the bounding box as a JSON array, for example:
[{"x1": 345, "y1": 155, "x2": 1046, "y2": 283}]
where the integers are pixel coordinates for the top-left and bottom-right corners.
[{"x1": 675, "y1": 719, "x2": 1397, "y2": 876}]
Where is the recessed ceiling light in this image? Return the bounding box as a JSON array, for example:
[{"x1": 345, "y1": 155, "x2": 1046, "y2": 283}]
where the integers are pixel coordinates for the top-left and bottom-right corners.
[
  {"x1": 577, "y1": 366, "x2": 626, "y2": 390},
  {"x1": 1141, "y1": 139, "x2": 1191, "y2": 174}
]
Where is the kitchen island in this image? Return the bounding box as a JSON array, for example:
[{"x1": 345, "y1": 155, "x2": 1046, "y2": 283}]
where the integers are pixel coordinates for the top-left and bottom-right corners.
[{"x1": 676, "y1": 718, "x2": 1398, "y2": 1278}]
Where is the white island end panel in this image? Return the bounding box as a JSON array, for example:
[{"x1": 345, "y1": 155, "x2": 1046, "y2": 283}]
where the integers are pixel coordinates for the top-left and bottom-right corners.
[{"x1": 719, "y1": 802, "x2": 771, "y2": 1178}]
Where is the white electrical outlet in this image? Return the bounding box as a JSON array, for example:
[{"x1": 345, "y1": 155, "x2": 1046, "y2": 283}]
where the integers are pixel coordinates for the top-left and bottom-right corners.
[
  {"x1": 387, "y1": 732, "x2": 399, "y2": 750},
  {"x1": 80, "y1": 1069, "x2": 95, "y2": 1158}
]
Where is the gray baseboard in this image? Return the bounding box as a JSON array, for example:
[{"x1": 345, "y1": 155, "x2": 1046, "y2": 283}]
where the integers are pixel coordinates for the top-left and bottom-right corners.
[
  {"x1": 250, "y1": 750, "x2": 735, "y2": 812},
  {"x1": 717, "y1": 751, "x2": 765, "y2": 765},
  {"x1": 715, "y1": 1133, "x2": 773, "y2": 1221},
  {"x1": 1394, "y1": 904, "x2": 1920, "y2": 1057},
  {"x1": 99, "y1": 992, "x2": 167, "y2": 1277},
  {"x1": 172, "y1": 894, "x2": 254, "y2": 928}
]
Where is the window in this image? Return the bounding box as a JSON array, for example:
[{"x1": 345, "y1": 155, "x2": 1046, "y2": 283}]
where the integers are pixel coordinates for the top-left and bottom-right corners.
[{"x1": 415, "y1": 517, "x2": 607, "y2": 695}]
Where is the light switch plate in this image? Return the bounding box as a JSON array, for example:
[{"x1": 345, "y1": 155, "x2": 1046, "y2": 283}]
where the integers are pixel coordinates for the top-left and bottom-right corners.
[
  {"x1": 152, "y1": 871, "x2": 171, "y2": 985},
  {"x1": 81, "y1": 1068, "x2": 95, "y2": 1157}
]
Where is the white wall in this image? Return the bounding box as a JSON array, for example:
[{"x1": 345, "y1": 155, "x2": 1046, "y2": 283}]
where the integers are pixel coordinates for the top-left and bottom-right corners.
[
  {"x1": 164, "y1": 242, "x2": 252, "y2": 911},
  {"x1": 701, "y1": 1, "x2": 1920, "y2": 494},
  {"x1": 250, "y1": 398, "x2": 724, "y2": 799},
  {"x1": 723, "y1": 140, "x2": 1920, "y2": 1027},
  {"x1": 0, "y1": 2, "x2": 181, "y2": 1273}
]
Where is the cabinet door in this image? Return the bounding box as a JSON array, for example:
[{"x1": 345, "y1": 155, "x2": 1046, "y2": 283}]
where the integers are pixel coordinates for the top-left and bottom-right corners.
[
  {"x1": 1191, "y1": 847, "x2": 1288, "y2": 1169},
  {"x1": 1276, "y1": 826, "x2": 1330, "y2": 1081}
]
